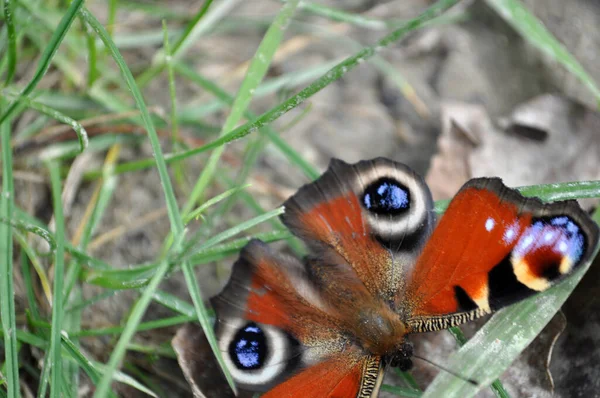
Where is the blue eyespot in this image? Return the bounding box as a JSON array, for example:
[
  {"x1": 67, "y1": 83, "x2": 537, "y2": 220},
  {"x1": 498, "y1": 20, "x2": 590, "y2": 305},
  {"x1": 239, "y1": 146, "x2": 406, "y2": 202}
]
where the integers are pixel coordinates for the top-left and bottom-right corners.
[
  {"x1": 513, "y1": 216, "x2": 586, "y2": 268},
  {"x1": 228, "y1": 323, "x2": 268, "y2": 370},
  {"x1": 362, "y1": 178, "x2": 410, "y2": 215}
]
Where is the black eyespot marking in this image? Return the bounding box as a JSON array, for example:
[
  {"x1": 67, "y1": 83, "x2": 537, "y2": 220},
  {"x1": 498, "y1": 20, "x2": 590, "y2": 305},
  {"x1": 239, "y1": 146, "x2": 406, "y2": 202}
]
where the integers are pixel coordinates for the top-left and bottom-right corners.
[
  {"x1": 488, "y1": 254, "x2": 535, "y2": 311},
  {"x1": 454, "y1": 285, "x2": 478, "y2": 312},
  {"x1": 362, "y1": 178, "x2": 410, "y2": 215},
  {"x1": 228, "y1": 322, "x2": 268, "y2": 370}
]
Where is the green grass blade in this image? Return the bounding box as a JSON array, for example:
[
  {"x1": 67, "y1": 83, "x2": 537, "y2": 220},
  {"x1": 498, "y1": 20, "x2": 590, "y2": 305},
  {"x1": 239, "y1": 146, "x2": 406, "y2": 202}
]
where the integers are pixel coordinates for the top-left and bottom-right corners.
[
  {"x1": 171, "y1": 0, "x2": 214, "y2": 54},
  {"x1": 183, "y1": 184, "x2": 250, "y2": 225},
  {"x1": 2, "y1": 0, "x2": 17, "y2": 85},
  {"x1": 435, "y1": 180, "x2": 600, "y2": 214},
  {"x1": 181, "y1": 0, "x2": 300, "y2": 215},
  {"x1": 173, "y1": 3, "x2": 300, "y2": 392},
  {"x1": 14, "y1": 98, "x2": 89, "y2": 154},
  {"x1": 486, "y1": 0, "x2": 600, "y2": 105},
  {"x1": 69, "y1": 315, "x2": 195, "y2": 338},
  {"x1": 92, "y1": 259, "x2": 172, "y2": 397},
  {"x1": 161, "y1": 21, "x2": 185, "y2": 189},
  {"x1": 107, "y1": 0, "x2": 117, "y2": 37},
  {"x1": 176, "y1": 58, "x2": 338, "y2": 123},
  {"x1": 61, "y1": 332, "x2": 155, "y2": 397},
  {"x1": 183, "y1": 207, "x2": 285, "y2": 256},
  {"x1": 152, "y1": 290, "x2": 196, "y2": 317},
  {"x1": 173, "y1": 62, "x2": 320, "y2": 180},
  {"x1": 82, "y1": 230, "x2": 290, "y2": 289},
  {"x1": 447, "y1": 327, "x2": 507, "y2": 396},
  {"x1": 93, "y1": 361, "x2": 157, "y2": 398},
  {"x1": 297, "y1": 0, "x2": 392, "y2": 29},
  {"x1": 136, "y1": 0, "x2": 235, "y2": 87},
  {"x1": 99, "y1": 0, "x2": 459, "y2": 176},
  {"x1": 82, "y1": 16, "x2": 99, "y2": 87},
  {"x1": 0, "y1": 99, "x2": 19, "y2": 398},
  {"x1": 13, "y1": 231, "x2": 52, "y2": 307},
  {"x1": 381, "y1": 384, "x2": 422, "y2": 398},
  {"x1": 517, "y1": 180, "x2": 600, "y2": 202},
  {"x1": 79, "y1": 8, "x2": 192, "y2": 396},
  {"x1": 0, "y1": 0, "x2": 85, "y2": 125},
  {"x1": 44, "y1": 161, "x2": 67, "y2": 398},
  {"x1": 194, "y1": 0, "x2": 460, "y2": 150},
  {"x1": 79, "y1": 8, "x2": 183, "y2": 235}
]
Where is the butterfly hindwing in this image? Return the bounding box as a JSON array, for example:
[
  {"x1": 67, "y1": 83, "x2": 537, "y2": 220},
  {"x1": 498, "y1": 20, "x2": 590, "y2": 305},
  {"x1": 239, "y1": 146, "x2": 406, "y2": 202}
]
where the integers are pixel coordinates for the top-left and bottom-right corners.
[
  {"x1": 201, "y1": 240, "x2": 385, "y2": 397},
  {"x1": 406, "y1": 177, "x2": 599, "y2": 327},
  {"x1": 262, "y1": 354, "x2": 384, "y2": 398}
]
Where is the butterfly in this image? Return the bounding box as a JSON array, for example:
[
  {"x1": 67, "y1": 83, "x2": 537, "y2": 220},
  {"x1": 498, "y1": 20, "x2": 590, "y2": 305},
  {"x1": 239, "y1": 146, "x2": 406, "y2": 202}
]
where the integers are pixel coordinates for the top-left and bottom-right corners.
[{"x1": 173, "y1": 158, "x2": 599, "y2": 398}]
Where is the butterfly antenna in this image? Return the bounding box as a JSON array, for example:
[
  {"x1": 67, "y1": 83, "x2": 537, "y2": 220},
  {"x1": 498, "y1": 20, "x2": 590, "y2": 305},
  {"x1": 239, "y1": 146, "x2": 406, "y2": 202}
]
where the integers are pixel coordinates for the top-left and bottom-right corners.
[{"x1": 412, "y1": 354, "x2": 478, "y2": 386}]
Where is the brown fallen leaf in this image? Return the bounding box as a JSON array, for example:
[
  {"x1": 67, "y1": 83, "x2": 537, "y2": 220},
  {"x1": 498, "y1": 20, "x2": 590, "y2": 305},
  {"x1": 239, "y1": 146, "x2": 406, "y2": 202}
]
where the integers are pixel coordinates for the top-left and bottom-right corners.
[{"x1": 426, "y1": 94, "x2": 600, "y2": 209}]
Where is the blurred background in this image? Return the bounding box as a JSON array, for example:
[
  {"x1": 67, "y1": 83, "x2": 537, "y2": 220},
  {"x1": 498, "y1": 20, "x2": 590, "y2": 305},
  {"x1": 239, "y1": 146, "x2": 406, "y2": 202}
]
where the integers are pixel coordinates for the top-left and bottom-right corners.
[{"x1": 3, "y1": 0, "x2": 600, "y2": 396}]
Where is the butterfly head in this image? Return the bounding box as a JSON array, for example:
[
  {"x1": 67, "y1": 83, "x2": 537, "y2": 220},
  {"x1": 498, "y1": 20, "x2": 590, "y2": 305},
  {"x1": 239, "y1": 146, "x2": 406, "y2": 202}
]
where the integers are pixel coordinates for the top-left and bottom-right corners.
[{"x1": 383, "y1": 340, "x2": 414, "y2": 372}]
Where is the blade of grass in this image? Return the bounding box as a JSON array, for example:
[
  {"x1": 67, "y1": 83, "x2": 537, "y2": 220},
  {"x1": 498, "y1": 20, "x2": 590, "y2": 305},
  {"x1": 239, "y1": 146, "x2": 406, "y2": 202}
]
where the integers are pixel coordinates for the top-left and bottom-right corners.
[
  {"x1": 380, "y1": 384, "x2": 422, "y2": 398},
  {"x1": 9, "y1": 97, "x2": 89, "y2": 154},
  {"x1": 168, "y1": 3, "x2": 300, "y2": 392},
  {"x1": 13, "y1": 230, "x2": 53, "y2": 306},
  {"x1": 296, "y1": 0, "x2": 390, "y2": 29},
  {"x1": 161, "y1": 21, "x2": 186, "y2": 191},
  {"x1": 486, "y1": 0, "x2": 600, "y2": 105},
  {"x1": 435, "y1": 180, "x2": 600, "y2": 214},
  {"x1": 78, "y1": 7, "x2": 183, "y2": 245},
  {"x1": 62, "y1": 146, "x2": 120, "y2": 395},
  {"x1": 21, "y1": 256, "x2": 42, "y2": 323},
  {"x1": 84, "y1": 0, "x2": 460, "y2": 179},
  {"x1": 181, "y1": 0, "x2": 460, "y2": 155},
  {"x1": 0, "y1": 99, "x2": 19, "y2": 398},
  {"x1": 152, "y1": 290, "x2": 196, "y2": 317},
  {"x1": 82, "y1": 16, "x2": 98, "y2": 87},
  {"x1": 176, "y1": 57, "x2": 339, "y2": 124},
  {"x1": 136, "y1": 0, "x2": 234, "y2": 87},
  {"x1": 183, "y1": 184, "x2": 250, "y2": 225},
  {"x1": 181, "y1": 0, "x2": 300, "y2": 216},
  {"x1": 2, "y1": 0, "x2": 17, "y2": 85},
  {"x1": 0, "y1": 0, "x2": 85, "y2": 125},
  {"x1": 107, "y1": 0, "x2": 117, "y2": 37},
  {"x1": 92, "y1": 258, "x2": 173, "y2": 397},
  {"x1": 173, "y1": 61, "x2": 320, "y2": 180},
  {"x1": 7, "y1": 323, "x2": 158, "y2": 396},
  {"x1": 83, "y1": 209, "x2": 286, "y2": 290},
  {"x1": 41, "y1": 161, "x2": 67, "y2": 398},
  {"x1": 68, "y1": 315, "x2": 195, "y2": 338},
  {"x1": 182, "y1": 207, "x2": 285, "y2": 257},
  {"x1": 63, "y1": 145, "x2": 120, "y2": 303},
  {"x1": 447, "y1": 327, "x2": 508, "y2": 397},
  {"x1": 78, "y1": 8, "x2": 200, "y2": 395}
]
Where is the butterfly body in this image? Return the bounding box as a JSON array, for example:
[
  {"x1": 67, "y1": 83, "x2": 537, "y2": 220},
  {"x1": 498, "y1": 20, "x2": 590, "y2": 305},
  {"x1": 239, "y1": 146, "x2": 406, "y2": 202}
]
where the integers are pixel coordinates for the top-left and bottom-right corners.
[{"x1": 174, "y1": 158, "x2": 599, "y2": 398}]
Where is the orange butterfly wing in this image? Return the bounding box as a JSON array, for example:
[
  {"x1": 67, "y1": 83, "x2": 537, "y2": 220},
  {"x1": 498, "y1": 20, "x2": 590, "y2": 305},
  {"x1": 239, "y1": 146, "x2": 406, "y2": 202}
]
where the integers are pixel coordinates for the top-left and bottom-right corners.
[
  {"x1": 406, "y1": 178, "x2": 599, "y2": 319},
  {"x1": 282, "y1": 158, "x2": 435, "y2": 304},
  {"x1": 263, "y1": 354, "x2": 380, "y2": 398},
  {"x1": 203, "y1": 240, "x2": 384, "y2": 397}
]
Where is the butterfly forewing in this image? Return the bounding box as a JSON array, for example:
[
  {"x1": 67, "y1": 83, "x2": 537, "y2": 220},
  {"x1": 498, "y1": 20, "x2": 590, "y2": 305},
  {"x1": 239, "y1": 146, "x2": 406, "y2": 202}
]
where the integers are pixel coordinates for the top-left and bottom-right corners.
[
  {"x1": 406, "y1": 177, "x2": 599, "y2": 329},
  {"x1": 281, "y1": 157, "x2": 435, "y2": 305}
]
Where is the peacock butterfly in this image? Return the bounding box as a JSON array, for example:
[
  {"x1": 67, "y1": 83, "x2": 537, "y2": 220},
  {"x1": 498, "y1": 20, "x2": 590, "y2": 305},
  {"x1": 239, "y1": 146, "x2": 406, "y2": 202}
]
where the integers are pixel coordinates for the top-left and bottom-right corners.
[{"x1": 173, "y1": 158, "x2": 599, "y2": 397}]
